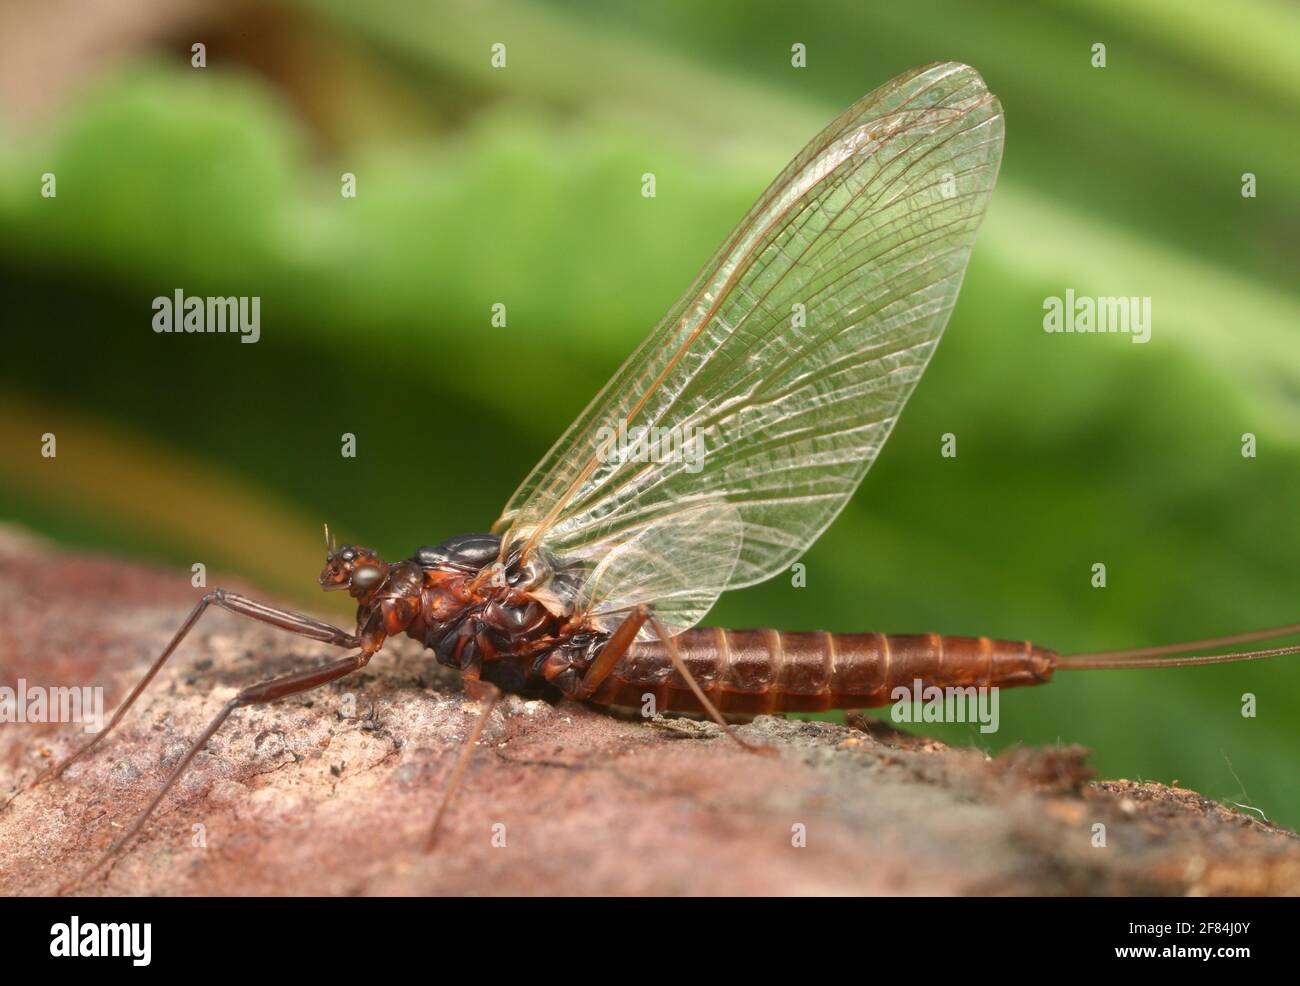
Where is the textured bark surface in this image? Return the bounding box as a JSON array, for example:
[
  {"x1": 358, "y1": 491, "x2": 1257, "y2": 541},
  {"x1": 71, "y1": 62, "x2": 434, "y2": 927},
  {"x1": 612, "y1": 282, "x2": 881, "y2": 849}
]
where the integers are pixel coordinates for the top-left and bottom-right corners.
[{"x1": 2, "y1": 528, "x2": 1298, "y2": 896}]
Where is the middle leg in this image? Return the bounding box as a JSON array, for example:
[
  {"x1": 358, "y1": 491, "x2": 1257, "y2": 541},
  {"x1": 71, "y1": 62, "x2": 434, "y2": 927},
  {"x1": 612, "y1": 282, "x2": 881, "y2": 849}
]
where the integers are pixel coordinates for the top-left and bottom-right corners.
[
  {"x1": 425, "y1": 676, "x2": 501, "y2": 852},
  {"x1": 59, "y1": 650, "x2": 372, "y2": 894}
]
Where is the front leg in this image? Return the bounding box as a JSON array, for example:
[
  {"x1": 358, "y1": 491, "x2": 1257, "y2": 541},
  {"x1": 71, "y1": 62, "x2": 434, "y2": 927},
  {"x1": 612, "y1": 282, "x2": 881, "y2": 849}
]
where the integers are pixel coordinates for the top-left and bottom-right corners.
[{"x1": 41, "y1": 589, "x2": 359, "y2": 784}]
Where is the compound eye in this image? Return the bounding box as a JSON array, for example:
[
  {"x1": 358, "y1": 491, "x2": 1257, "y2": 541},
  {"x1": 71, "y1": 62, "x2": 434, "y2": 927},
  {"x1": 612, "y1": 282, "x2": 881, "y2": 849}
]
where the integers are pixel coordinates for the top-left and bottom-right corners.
[{"x1": 352, "y1": 564, "x2": 382, "y2": 590}]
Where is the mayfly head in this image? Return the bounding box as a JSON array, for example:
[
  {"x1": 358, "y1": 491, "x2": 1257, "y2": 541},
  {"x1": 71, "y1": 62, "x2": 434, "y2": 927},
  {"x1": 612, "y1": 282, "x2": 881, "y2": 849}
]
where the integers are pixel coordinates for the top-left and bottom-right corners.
[{"x1": 319, "y1": 540, "x2": 389, "y2": 598}]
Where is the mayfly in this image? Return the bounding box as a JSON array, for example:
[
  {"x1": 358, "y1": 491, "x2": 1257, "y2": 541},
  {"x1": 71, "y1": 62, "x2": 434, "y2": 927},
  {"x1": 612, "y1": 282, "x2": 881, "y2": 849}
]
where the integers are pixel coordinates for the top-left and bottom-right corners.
[{"x1": 45, "y1": 63, "x2": 1300, "y2": 887}]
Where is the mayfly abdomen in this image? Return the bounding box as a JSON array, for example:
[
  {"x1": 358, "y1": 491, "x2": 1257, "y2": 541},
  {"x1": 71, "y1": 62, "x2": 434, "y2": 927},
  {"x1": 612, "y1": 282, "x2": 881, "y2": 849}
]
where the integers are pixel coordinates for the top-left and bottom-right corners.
[{"x1": 588, "y1": 629, "x2": 1057, "y2": 715}]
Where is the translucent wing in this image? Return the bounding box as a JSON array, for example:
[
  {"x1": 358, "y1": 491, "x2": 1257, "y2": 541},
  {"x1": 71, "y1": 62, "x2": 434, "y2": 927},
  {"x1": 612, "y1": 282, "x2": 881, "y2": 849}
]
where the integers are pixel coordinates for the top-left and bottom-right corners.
[
  {"x1": 573, "y1": 500, "x2": 743, "y2": 638},
  {"x1": 496, "y1": 62, "x2": 1004, "y2": 601}
]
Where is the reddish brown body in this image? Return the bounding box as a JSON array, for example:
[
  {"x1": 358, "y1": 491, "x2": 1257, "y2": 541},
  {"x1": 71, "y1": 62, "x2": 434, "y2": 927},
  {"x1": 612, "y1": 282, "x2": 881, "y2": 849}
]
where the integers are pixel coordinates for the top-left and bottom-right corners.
[
  {"x1": 54, "y1": 531, "x2": 1282, "y2": 891},
  {"x1": 590, "y1": 629, "x2": 1056, "y2": 715},
  {"x1": 335, "y1": 535, "x2": 1057, "y2": 715}
]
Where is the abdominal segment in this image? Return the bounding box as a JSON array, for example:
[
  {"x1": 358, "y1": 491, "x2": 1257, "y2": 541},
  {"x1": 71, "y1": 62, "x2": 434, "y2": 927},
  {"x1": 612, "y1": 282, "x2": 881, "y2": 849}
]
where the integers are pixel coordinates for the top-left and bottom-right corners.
[{"x1": 586, "y1": 628, "x2": 1056, "y2": 715}]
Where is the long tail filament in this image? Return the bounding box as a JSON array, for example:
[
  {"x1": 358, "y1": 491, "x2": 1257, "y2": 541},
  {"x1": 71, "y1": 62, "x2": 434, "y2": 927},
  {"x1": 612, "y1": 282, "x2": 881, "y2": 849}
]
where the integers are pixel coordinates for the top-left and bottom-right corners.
[{"x1": 1057, "y1": 622, "x2": 1300, "y2": 671}]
